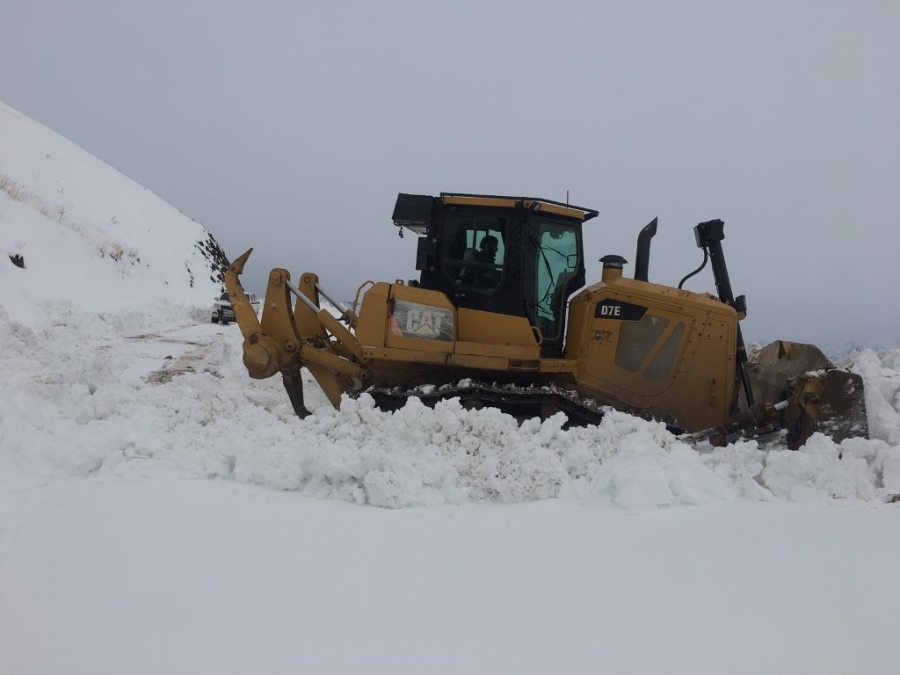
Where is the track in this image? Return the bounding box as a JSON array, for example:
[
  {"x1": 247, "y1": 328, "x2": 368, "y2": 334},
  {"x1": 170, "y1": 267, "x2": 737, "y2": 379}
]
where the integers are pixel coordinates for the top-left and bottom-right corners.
[{"x1": 361, "y1": 381, "x2": 611, "y2": 427}]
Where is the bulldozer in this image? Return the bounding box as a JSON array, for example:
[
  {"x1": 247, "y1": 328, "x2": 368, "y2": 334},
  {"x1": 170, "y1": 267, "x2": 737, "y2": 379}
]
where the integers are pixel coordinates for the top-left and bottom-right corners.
[{"x1": 224, "y1": 192, "x2": 867, "y2": 448}]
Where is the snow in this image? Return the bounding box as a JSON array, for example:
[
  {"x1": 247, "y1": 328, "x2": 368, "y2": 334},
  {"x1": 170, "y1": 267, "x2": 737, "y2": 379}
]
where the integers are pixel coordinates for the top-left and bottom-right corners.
[
  {"x1": 0, "y1": 100, "x2": 225, "y2": 324},
  {"x1": 2, "y1": 100, "x2": 900, "y2": 674}
]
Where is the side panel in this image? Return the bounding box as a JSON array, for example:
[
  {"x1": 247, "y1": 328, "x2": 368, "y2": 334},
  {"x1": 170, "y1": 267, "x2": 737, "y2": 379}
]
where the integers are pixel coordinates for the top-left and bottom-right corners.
[
  {"x1": 457, "y1": 308, "x2": 540, "y2": 349},
  {"x1": 663, "y1": 335, "x2": 733, "y2": 430},
  {"x1": 358, "y1": 284, "x2": 549, "y2": 380},
  {"x1": 355, "y1": 282, "x2": 391, "y2": 348},
  {"x1": 571, "y1": 280, "x2": 738, "y2": 431},
  {"x1": 356, "y1": 282, "x2": 458, "y2": 354}
]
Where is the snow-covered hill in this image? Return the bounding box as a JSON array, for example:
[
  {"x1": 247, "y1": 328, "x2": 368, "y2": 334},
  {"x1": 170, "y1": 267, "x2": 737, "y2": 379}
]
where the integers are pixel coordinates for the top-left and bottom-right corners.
[
  {"x1": 1, "y1": 101, "x2": 900, "y2": 674},
  {"x1": 0, "y1": 100, "x2": 227, "y2": 325}
]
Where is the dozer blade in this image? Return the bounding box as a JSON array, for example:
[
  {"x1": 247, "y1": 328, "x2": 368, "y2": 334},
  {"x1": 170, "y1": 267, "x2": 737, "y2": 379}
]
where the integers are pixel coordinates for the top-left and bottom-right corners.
[
  {"x1": 816, "y1": 368, "x2": 868, "y2": 442},
  {"x1": 746, "y1": 340, "x2": 868, "y2": 446}
]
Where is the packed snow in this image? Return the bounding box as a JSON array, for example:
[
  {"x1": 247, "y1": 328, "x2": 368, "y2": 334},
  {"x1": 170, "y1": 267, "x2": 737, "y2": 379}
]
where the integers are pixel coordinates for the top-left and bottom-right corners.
[
  {"x1": 2, "y1": 100, "x2": 900, "y2": 674},
  {"x1": 3, "y1": 304, "x2": 898, "y2": 509}
]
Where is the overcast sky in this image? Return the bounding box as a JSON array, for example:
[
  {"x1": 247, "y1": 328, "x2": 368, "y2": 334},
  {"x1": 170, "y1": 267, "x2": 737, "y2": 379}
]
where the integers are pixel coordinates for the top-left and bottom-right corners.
[{"x1": 1, "y1": 0, "x2": 897, "y2": 346}]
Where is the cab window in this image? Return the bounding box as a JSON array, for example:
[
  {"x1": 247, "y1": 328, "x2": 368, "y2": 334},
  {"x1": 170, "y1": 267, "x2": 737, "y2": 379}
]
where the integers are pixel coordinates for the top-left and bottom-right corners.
[
  {"x1": 443, "y1": 215, "x2": 507, "y2": 293},
  {"x1": 534, "y1": 223, "x2": 578, "y2": 338}
]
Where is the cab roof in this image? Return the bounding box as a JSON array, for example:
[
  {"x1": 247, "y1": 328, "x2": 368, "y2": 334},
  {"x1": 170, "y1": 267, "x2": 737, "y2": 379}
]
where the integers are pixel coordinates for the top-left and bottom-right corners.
[{"x1": 392, "y1": 192, "x2": 599, "y2": 235}]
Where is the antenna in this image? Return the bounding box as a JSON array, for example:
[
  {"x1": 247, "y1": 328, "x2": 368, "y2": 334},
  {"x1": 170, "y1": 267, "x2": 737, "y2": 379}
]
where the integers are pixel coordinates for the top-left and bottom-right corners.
[{"x1": 566, "y1": 190, "x2": 569, "y2": 205}]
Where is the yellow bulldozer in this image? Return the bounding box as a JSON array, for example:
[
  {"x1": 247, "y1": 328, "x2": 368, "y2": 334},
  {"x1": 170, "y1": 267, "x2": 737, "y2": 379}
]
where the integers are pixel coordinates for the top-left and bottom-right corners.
[{"x1": 225, "y1": 192, "x2": 867, "y2": 448}]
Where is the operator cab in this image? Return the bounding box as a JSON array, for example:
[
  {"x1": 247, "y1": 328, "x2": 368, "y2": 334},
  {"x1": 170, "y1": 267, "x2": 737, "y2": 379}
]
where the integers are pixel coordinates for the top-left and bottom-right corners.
[{"x1": 392, "y1": 193, "x2": 598, "y2": 357}]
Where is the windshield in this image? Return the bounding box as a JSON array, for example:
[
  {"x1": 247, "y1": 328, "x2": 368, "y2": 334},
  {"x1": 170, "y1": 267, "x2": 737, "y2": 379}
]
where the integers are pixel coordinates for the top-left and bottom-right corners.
[{"x1": 535, "y1": 222, "x2": 578, "y2": 338}]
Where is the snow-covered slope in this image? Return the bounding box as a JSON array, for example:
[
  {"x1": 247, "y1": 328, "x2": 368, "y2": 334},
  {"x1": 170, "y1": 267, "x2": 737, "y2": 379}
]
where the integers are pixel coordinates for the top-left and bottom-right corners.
[{"x1": 0, "y1": 100, "x2": 227, "y2": 325}]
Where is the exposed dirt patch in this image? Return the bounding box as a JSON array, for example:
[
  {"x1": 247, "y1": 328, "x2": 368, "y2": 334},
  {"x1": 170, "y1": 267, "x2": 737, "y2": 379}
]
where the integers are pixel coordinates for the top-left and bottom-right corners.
[
  {"x1": 122, "y1": 325, "x2": 221, "y2": 384},
  {"x1": 145, "y1": 349, "x2": 212, "y2": 384}
]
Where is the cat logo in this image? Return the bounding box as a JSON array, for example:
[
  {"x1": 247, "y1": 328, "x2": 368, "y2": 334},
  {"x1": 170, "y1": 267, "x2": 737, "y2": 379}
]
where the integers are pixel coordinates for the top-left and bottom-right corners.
[
  {"x1": 407, "y1": 310, "x2": 444, "y2": 337},
  {"x1": 390, "y1": 299, "x2": 454, "y2": 341}
]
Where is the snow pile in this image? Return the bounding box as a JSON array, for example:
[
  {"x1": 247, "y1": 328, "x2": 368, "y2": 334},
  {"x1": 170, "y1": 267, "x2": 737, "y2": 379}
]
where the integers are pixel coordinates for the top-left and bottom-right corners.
[
  {"x1": 588, "y1": 440, "x2": 737, "y2": 508},
  {"x1": 2, "y1": 304, "x2": 899, "y2": 509},
  {"x1": 0, "y1": 100, "x2": 226, "y2": 325},
  {"x1": 848, "y1": 348, "x2": 900, "y2": 446}
]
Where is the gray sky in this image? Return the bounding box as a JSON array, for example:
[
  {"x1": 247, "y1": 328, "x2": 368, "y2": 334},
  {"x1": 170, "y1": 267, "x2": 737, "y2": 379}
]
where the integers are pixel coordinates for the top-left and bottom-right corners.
[{"x1": 1, "y1": 0, "x2": 897, "y2": 347}]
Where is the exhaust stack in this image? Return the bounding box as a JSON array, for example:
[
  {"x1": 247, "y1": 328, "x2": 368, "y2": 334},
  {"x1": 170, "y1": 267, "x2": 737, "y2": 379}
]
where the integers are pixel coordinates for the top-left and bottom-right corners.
[{"x1": 634, "y1": 217, "x2": 658, "y2": 282}]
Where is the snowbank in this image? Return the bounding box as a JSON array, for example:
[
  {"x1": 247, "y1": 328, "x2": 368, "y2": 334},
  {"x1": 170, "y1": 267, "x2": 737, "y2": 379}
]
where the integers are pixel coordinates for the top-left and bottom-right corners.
[
  {"x1": 848, "y1": 347, "x2": 900, "y2": 446},
  {"x1": 2, "y1": 305, "x2": 899, "y2": 509}
]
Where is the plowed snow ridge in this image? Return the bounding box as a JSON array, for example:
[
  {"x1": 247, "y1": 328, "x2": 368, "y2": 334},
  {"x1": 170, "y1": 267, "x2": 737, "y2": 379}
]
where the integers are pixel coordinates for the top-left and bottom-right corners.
[{"x1": 2, "y1": 304, "x2": 898, "y2": 509}]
